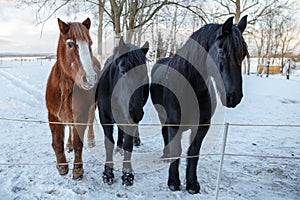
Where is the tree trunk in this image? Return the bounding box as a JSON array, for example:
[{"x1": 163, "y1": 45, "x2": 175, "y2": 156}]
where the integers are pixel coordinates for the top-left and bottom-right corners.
[
  {"x1": 235, "y1": 0, "x2": 241, "y2": 23},
  {"x1": 166, "y1": 4, "x2": 178, "y2": 57},
  {"x1": 110, "y1": 0, "x2": 122, "y2": 46},
  {"x1": 97, "y1": 0, "x2": 106, "y2": 55},
  {"x1": 126, "y1": 0, "x2": 138, "y2": 43}
]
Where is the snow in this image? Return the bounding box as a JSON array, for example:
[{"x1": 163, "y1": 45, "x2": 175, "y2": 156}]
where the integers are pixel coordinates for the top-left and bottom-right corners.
[{"x1": 0, "y1": 58, "x2": 299, "y2": 199}]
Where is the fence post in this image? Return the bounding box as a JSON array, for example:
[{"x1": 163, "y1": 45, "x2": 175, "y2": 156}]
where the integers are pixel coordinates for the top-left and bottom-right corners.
[{"x1": 215, "y1": 122, "x2": 229, "y2": 200}]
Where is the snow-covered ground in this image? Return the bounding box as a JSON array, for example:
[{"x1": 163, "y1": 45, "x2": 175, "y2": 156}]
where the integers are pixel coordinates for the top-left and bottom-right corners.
[{"x1": 0, "y1": 58, "x2": 299, "y2": 199}]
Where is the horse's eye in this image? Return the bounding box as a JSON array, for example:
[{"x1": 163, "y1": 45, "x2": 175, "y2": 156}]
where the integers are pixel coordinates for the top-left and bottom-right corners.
[
  {"x1": 67, "y1": 42, "x2": 74, "y2": 49},
  {"x1": 218, "y1": 50, "x2": 226, "y2": 59}
]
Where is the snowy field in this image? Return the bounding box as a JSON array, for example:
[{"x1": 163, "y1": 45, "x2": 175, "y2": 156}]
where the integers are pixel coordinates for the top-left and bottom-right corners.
[{"x1": 0, "y1": 58, "x2": 299, "y2": 200}]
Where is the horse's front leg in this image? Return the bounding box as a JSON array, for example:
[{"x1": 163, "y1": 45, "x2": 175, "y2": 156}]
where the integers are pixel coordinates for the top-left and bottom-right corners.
[
  {"x1": 102, "y1": 123, "x2": 115, "y2": 185},
  {"x1": 167, "y1": 126, "x2": 182, "y2": 191},
  {"x1": 48, "y1": 113, "x2": 68, "y2": 175},
  {"x1": 72, "y1": 123, "x2": 87, "y2": 180},
  {"x1": 186, "y1": 126, "x2": 209, "y2": 194},
  {"x1": 121, "y1": 126, "x2": 136, "y2": 186}
]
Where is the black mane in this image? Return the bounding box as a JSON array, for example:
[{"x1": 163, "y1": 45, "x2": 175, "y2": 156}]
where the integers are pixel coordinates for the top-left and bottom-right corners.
[
  {"x1": 168, "y1": 22, "x2": 248, "y2": 78},
  {"x1": 102, "y1": 43, "x2": 147, "y2": 76}
]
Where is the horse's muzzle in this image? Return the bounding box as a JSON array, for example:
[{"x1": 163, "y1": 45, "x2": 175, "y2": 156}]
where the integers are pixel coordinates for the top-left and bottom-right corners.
[
  {"x1": 81, "y1": 74, "x2": 98, "y2": 90},
  {"x1": 226, "y1": 93, "x2": 243, "y2": 108}
]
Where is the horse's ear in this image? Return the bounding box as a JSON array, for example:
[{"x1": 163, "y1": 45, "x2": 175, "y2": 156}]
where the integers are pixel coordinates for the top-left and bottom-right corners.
[
  {"x1": 141, "y1": 41, "x2": 149, "y2": 55},
  {"x1": 237, "y1": 15, "x2": 248, "y2": 33},
  {"x1": 118, "y1": 36, "x2": 128, "y2": 54},
  {"x1": 58, "y1": 18, "x2": 69, "y2": 34},
  {"x1": 82, "y1": 18, "x2": 91, "y2": 30},
  {"x1": 221, "y1": 16, "x2": 234, "y2": 36},
  {"x1": 119, "y1": 36, "x2": 126, "y2": 48}
]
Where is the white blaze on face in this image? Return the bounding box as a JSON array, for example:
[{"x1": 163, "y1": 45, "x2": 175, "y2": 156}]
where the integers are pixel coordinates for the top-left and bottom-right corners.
[{"x1": 77, "y1": 40, "x2": 97, "y2": 86}]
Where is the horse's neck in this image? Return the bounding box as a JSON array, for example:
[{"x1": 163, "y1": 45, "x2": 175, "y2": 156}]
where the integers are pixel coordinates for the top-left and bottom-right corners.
[
  {"x1": 53, "y1": 62, "x2": 74, "y2": 93},
  {"x1": 173, "y1": 37, "x2": 209, "y2": 81}
]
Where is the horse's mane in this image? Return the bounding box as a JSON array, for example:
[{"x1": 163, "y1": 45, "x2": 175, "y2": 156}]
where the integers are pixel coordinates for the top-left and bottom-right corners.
[
  {"x1": 104, "y1": 43, "x2": 147, "y2": 71},
  {"x1": 190, "y1": 23, "x2": 248, "y2": 63},
  {"x1": 67, "y1": 22, "x2": 91, "y2": 42},
  {"x1": 168, "y1": 23, "x2": 248, "y2": 80},
  {"x1": 114, "y1": 43, "x2": 147, "y2": 66}
]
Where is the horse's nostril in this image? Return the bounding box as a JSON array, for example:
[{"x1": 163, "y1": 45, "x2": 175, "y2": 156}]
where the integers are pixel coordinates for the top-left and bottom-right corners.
[
  {"x1": 82, "y1": 76, "x2": 88, "y2": 84},
  {"x1": 226, "y1": 95, "x2": 234, "y2": 106}
]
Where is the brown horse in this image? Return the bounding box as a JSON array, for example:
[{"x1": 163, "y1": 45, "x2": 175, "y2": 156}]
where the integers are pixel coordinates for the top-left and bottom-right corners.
[{"x1": 45, "y1": 18, "x2": 100, "y2": 180}]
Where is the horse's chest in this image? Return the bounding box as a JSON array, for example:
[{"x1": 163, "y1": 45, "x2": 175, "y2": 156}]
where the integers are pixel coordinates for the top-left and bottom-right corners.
[
  {"x1": 57, "y1": 90, "x2": 73, "y2": 123},
  {"x1": 56, "y1": 84, "x2": 93, "y2": 122}
]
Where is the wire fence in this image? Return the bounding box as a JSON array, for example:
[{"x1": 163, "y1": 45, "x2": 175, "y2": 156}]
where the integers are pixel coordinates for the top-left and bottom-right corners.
[
  {"x1": 1, "y1": 116, "x2": 300, "y2": 127},
  {"x1": 0, "y1": 116, "x2": 299, "y2": 199},
  {"x1": 0, "y1": 116, "x2": 299, "y2": 167}
]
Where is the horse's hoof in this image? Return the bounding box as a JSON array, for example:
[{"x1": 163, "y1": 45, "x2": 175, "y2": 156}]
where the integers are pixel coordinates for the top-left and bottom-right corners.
[
  {"x1": 88, "y1": 140, "x2": 96, "y2": 148},
  {"x1": 56, "y1": 164, "x2": 69, "y2": 175},
  {"x1": 168, "y1": 179, "x2": 181, "y2": 191},
  {"x1": 122, "y1": 169, "x2": 134, "y2": 186},
  {"x1": 103, "y1": 166, "x2": 114, "y2": 185},
  {"x1": 133, "y1": 137, "x2": 141, "y2": 147},
  {"x1": 72, "y1": 167, "x2": 84, "y2": 180},
  {"x1": 114, "y1": 146, "x2": 124, "y2": 156},
  {"x1": 186, "y1": 181, "x2": 200, "y2": 194}
]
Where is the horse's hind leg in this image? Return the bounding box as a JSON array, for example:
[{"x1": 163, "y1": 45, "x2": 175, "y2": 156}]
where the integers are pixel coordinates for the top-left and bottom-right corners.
[
  {"x1": 186, "y1": 126, "x2": 208, "y2": 194},
  {"x1": 115, "y1": 127, "x2": 124, "y2": 155},
  {"x1": 167, "y1": 126, "x2": 182, "y2": 191},
  {"x1": 49, "y1": 114, "x2": 68, "y2": 175},
  {"x1": 133, "y1": 129, "x2": 141, "y2": 147},
  {"x1": 66, "y1": 127, "x2": 73, "y2": 152},
  {"x1": 161, "y1": 126, "x2": 169, "y2": 159},
  {"x1": 87, "y1": 103, "x2": 96, "y2": 148}
]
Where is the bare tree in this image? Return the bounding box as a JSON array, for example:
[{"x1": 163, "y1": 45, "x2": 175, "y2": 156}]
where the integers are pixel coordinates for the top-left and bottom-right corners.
[
  {"x1": 249, "y1": 26, "x2": 265, "y2": 64},
  {"x1": 278, "y1": 19, "x2": 300, "y2": 66},
  {"x1": 98, "y1": 0, "x2": 106, "y2": 55},
  {"x1": 210, "y1": 0, "x2": 291, "y2": 23}
]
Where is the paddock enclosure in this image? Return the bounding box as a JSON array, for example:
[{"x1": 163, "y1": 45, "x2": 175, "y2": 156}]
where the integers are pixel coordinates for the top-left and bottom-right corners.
[
  {"x1": 0, "y1": 58, "x2": 299, "y2": 199},
  {"x1": 257, "y1": 65, "x2": 282, "y2": 74}
]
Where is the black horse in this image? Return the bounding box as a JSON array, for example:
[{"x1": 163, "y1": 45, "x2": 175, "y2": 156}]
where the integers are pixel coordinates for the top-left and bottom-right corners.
[
  {"x1": 97, "y1": 37, "x2": 149, "y2": 186},
  {"x1": 150, "y1": 16, "x2": 248, "y2": 194}
]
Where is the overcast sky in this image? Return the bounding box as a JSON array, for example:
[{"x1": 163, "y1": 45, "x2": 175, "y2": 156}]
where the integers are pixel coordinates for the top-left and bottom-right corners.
[
  {"x1": 1, "y1": 0, "x2": 299, "y2": 55},
  {"x1": 0, "y1": 0, "x2": 98, "y2": 54},
  {"x1": 0, "y1": 1, "x2": 55, "y2": 54}
]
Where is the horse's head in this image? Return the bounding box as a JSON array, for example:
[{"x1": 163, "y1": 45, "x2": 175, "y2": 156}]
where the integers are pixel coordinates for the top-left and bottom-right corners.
[
  {"x1": 113, "y1": 37, "x2": 149, "y2": 76},
  {"x1": 57, "y1": 18, "x2": 97, "y2": 90},
  {"x1": 209, "y1": 16, "x2": 248, "y2": 108},
  {"x1": 112, "y1": 37, "x2": 149, "y2": 121}
]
